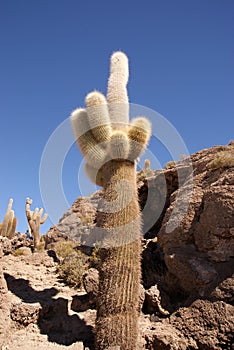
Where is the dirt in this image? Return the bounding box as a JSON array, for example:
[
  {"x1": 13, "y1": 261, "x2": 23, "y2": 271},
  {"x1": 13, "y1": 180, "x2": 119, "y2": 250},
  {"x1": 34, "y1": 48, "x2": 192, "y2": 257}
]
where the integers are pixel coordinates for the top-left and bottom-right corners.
[{"x1": 1, "y1": 251, "x2": 95, "y2": 350}]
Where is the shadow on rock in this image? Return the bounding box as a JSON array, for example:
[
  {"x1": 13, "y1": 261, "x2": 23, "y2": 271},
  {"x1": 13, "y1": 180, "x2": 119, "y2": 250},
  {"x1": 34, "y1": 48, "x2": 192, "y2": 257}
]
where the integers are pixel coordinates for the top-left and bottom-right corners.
[{"x1": 4, "y1": 273, "x2": 94, "y2": 348}]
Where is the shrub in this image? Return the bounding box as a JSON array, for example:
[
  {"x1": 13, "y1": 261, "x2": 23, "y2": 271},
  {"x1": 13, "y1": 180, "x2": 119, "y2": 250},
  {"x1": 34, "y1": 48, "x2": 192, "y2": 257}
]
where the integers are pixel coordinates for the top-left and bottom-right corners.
[
  {"x1": 208, "y1": 147, "x2": 234, "y2": 169},
  {"x1": 89, "y1": 246, "x2": 101, "y2": 269},
  {"x1": 57, "y1": 251, "x2": 88, "y2": 289},
  {"x1": 53, "y1": 241, "x2": 76, "y2": 260},
  {"x1": 164, "y1": 160, "x2": 176, "y2": 170},
  {"x1": 14, "y1": 247, "x2": 31, "y2": 256}
]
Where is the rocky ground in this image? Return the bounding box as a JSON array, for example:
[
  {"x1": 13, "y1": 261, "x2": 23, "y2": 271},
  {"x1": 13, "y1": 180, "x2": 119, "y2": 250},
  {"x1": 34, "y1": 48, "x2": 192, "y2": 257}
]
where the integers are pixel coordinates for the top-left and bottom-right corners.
[
  {"x1": 0, "y1": 143, "x2": 234, "y2": 349},
  {"x1": 0, "y1": 249, "x2": 95, "y2": 350}
]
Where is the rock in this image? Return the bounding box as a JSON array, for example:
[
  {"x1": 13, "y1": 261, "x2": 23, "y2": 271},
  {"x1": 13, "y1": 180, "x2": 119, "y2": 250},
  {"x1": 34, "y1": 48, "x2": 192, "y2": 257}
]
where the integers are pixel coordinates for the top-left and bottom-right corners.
[
  {"x1": 170, "y1": 299, "x2": 234, "y2": 349},
  {"x1": 38, "y1": 297, "x2": 95, "y2": 346},
  {"x1": 46, "y1": 192, "x2": 102, "y2": 245},
  {"x1": 139, "y1": 284, "x2": 145, "y2": 312},
  {"x1": 144, "y1": 323, "x2": 189, "y2": 350},
  {"x1": 157, "y1": 144, "x2": 234, "y2": 299},
  {"x1": 144, "y1": 285, "x2": 169, "y2": 316},
  {"x1": 140, "y1": 298, "x2": 234, "y2": 349},
  {"x1": 83, "y1": 268, "x2": 99, "y2": 296},
  {"x1": 11, "y1": 233, "x2": 33, "y2": 250},
  {"x1": 71, "y1": 293, "x2": 95, "y2": 312},
  {"x1": 141, "y1": 238, "x2": 167, "y2": 289},
  {"x1": 10, "y1": 302, "x2": 41, "y2": 326},
  {"x1": 209, "y1": 275, "x2": 234, "y2": 304},
  {"x1": 0, "y1": 236, "x2": 12, "y2": 255},
  {"x1": 44, "y1": 228, "x2": 69, "y2": 249}
]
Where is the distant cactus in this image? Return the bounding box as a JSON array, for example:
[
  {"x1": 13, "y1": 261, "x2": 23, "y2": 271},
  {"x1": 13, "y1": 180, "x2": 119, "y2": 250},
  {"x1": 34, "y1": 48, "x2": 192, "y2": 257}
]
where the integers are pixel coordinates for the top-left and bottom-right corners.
[
  {"x1": 144, "y1": 159, "x2": 151, "y2": 170},
  {"x1": 25, "y1": 198, "x2": 48, "y2": 249},
  {"x1": 137, "y1": 159, "x2": 154, "y2": 181},
  {"x1": 144, "y1": 158, "x2": 154, "y2": 177},
  {"x1": 71, "y1": 52, "x2": 151, "y2": 350},
  {"x1": 0, "y1": 198, "x2": 17, "y2": 238}
]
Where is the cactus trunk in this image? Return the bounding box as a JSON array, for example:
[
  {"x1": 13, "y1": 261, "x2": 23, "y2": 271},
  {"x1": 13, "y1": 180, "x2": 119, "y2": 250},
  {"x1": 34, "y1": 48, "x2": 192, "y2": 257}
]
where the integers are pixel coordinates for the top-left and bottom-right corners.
[{"x1": 95, "y1": 160, "x2": 142, "y2": 350}]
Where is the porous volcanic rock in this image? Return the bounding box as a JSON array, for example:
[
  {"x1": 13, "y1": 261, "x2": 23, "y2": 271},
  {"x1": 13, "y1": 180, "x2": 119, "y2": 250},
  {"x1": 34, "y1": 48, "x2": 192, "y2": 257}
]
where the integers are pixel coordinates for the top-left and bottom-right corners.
[{"x1": 157, "y1": 144, "x2": 234, "y2": 302}]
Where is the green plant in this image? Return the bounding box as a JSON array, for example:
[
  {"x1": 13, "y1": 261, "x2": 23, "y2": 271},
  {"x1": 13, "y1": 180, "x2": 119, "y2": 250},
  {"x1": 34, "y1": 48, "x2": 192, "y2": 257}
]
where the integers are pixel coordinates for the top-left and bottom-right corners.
[
  {"x1": 57, "y1": 251, "x2": 88, "y2": 288},
  {"x1": 0, "y1": 198, "x2": 17, "y2": 238},
  {"x1": 71, "y1": 52, "x2": 151, "y2": 349},
  {"x1": 25, "y1": 198, "x2": 48, "y2": 249}
]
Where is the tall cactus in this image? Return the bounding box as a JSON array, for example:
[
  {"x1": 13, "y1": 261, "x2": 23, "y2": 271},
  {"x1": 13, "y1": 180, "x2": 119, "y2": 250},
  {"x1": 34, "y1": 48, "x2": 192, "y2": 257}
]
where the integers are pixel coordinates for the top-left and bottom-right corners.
[
  {"x1": 0, "y1": 199, "x2": 17, "y2": 238},
  {"x1": 25, "y1": 198, "x2": 48, "y2": 249},
  {"x1": 71, "y1": 52, "x2": 151, "y2": 350}
]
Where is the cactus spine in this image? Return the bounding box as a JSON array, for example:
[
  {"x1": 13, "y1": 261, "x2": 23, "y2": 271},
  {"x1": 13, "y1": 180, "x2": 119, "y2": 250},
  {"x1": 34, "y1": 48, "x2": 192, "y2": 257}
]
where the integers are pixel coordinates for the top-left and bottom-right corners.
[
  {"x1": 25, "y1": 198, "x2": 48, "y2": 249},
  {"x1": 0, "y1": 199, "x2": 17, "y2": 238},
  {"x1": 71, "y1": 51, "x2": 151, "y2": 350}
]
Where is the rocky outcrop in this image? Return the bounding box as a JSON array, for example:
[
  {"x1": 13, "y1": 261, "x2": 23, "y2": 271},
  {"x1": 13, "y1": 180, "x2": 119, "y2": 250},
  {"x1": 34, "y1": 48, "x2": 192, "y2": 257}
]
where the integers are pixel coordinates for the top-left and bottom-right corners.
[
  {"x1": 45, "y1": 144, "x2": 234, "y2": 348},
  {"x1": 46, "y1": 192, "x2": 101, "y2": 246},
  {"x1": 0, "y1": 144, "x2": 233, "y2": 349},
  {"x1": 157, "y1": 144, "x2": 234, "y2": 302}
]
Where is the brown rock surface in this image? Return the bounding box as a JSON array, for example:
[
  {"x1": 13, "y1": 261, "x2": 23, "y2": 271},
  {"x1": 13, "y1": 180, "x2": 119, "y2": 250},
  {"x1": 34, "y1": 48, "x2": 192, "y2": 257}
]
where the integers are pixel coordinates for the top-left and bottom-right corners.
[
  {"x1": 157, "y1": 144, "x2": 234, "y2": 300},
  {"x1": 0, "y1": 250, "x2": 95, "y2": 349}
]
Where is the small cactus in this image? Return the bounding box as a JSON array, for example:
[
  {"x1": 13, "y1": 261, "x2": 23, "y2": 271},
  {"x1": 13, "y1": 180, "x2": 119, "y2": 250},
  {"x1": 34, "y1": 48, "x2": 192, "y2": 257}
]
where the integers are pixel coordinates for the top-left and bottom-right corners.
[
  {"x1": 71, "y1": 52, "x2": 151, "y2": 350},
  {"x1": 144, "y1": 159, "x2": 151, "y2": 170},
  {"x1": 25, "y1": 198, "x2": 48, "y2": 249},
  {"x1": 0, "y1": 199, "x2": 17, "y2": 238}
]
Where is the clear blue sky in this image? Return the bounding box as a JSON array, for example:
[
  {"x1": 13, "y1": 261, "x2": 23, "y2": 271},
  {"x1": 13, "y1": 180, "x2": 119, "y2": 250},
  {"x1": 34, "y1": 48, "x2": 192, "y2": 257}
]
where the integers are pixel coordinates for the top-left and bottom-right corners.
[{"x1": 0, "y1": 0, "x2": 233, "y2": 233}]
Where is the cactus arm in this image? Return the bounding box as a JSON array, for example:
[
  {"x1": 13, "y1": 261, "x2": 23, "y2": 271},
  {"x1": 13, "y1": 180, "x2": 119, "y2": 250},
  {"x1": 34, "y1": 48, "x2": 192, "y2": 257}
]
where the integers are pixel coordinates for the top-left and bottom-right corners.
[
  {"x1": 71, "y1": 108, "x2": 107, "y2": 168},
  {"x1": 32, "y1": 208, "x2": 39, "y2": 221},
  {"x1": 107, "y1": 51, "x2": 129, "y2": 130},
  {"x1": 40, "y1": 213, "x2": 48, "y2": 224},
  {"x1": 8, "y1": 217, "x2": 17, "y2": 239},
  {"x1": 128, "y1": 117, "x2": 152, "y2": 161},
  {"x1": 0, "y1": 198, "x2": 13, "y2": 236},
  {"x1": 85, "y1": 91, "x2": 112, "y2": 143},
  {"x1": 25, "y1": 198, "x2": 33, "y2": 220},
  {"x1": 108, "y1": 130, "x2": 130, "y2": 160},
  {"x1": 6, "y1": 210, "x2": 14, "y2": 234}
]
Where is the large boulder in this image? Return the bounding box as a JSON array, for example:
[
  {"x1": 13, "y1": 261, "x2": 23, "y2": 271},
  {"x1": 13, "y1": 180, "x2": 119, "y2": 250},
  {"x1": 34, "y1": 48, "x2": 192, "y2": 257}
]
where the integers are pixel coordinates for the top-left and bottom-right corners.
[{"x1": 157, "y1": 144, "x2": 234, "y2": 300}]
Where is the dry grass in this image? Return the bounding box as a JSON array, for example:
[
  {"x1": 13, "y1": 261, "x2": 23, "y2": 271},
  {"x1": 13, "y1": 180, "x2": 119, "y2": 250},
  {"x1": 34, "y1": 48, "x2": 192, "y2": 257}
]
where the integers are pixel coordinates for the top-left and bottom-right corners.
[
  {"x1": 164, "y1": 160, "x2": 176, "y2": 170},
  {"x1": 208, "y1": 146, "x2": 234, "y2": 170},
  {"x1": 53, "y1": 241, "x2": 76, "y2": 259},
  {"x1": 14, "y1": 247, "x2": 31, "y2": 256}
]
